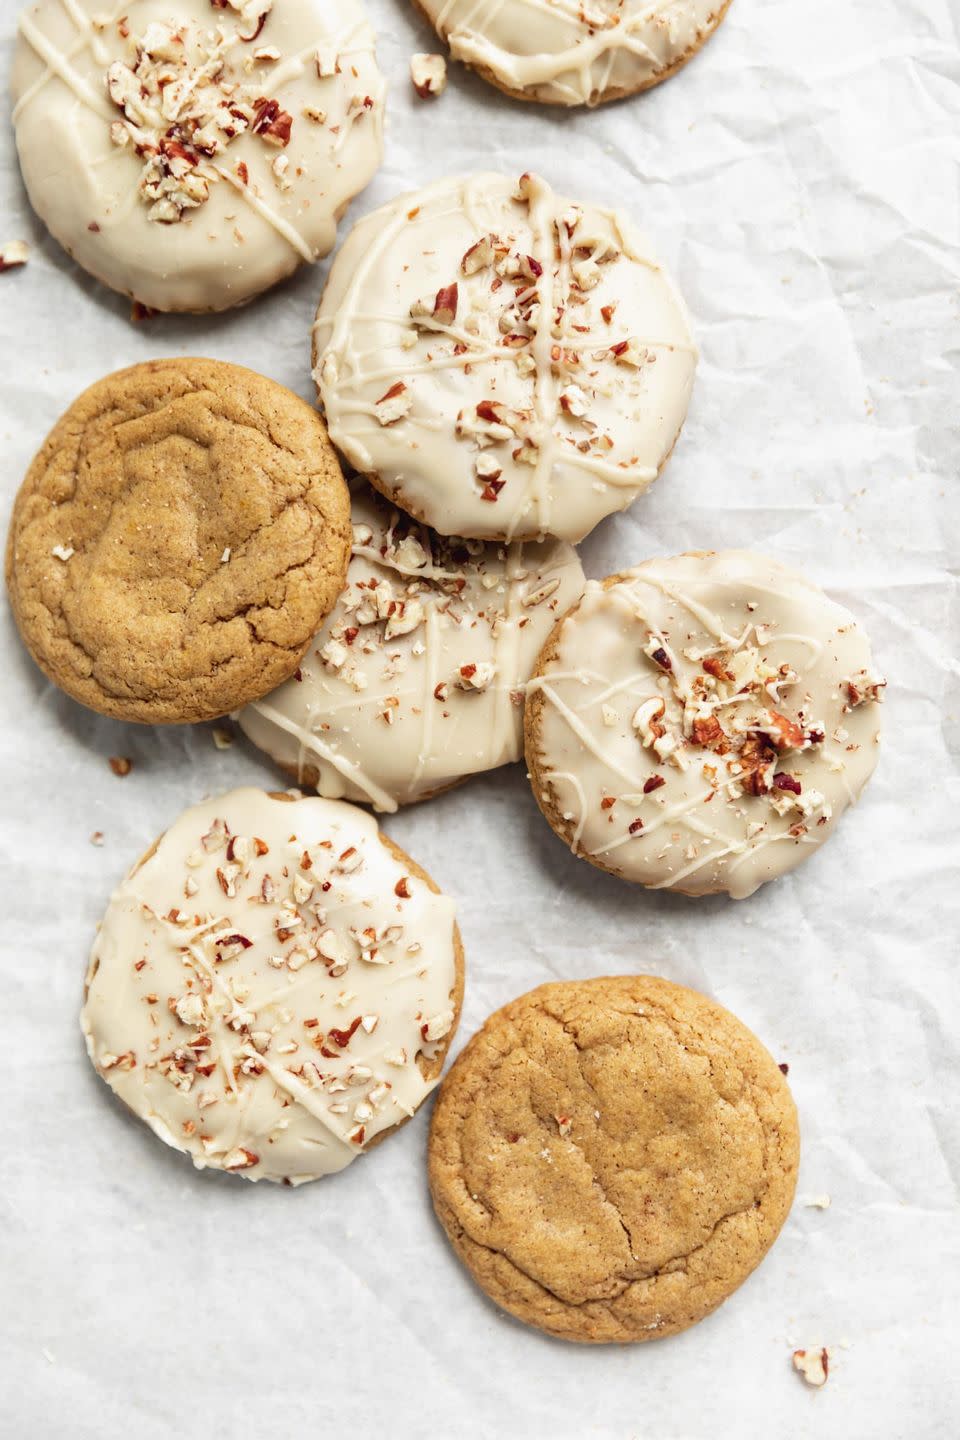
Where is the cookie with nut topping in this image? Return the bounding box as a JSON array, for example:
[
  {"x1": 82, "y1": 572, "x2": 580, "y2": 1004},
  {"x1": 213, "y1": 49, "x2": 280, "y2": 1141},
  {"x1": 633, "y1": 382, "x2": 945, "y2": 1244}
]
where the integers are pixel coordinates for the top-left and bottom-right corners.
[
  {"x1": 6, "y1": 358, "x2": 351, "y2": 724},
  {"x1": 413, "y1": 0, "x2": 732, "y2": 108},
  {"x1": 429, "y1": 974, "x2": 798, "y2": 1343},
  {"x1": 82, "y1": 788, "x2": 464, "y2": 1184},
  {"x1": 525, "y1": 551, "x2": 885, "y2": 898},
  {"x1": 314, "y1": 172, "x2": 696, "y2": 544},
  {"x1": 238, "y1": 482, "x2": 585, "y2": 811},
  {"x1": 11, "y1": 0, "x2": 384, "y2": 312}
]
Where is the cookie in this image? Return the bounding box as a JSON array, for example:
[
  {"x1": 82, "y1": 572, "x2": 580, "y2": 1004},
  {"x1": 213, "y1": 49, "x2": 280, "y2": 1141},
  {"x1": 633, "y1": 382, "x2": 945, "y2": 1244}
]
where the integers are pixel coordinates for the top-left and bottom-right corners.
[
  {"x1": 238, "y1": 483, "x2": 585, "y2": 811},
  {"x1": 525, "y1": 551, "x2": 885, "y2": 898},
  {"x1": 6, "y1": 358, "x2": 351, "y2": 724},
  {"x1": 413, "y1": 0, "x2": 732, "y2": 108},
  {"x1": 314, "y1": 171, "x2": 696, "y2": 544},
  {"x1": 82, "y1": 787, "x2": 464, "y2": 1184},
  {"x1": 429, "y1": 975, "x2": 798, "y2": 1343},
  {"x1": 12, "y1": 0, "x2": 384, "y2": 312}
]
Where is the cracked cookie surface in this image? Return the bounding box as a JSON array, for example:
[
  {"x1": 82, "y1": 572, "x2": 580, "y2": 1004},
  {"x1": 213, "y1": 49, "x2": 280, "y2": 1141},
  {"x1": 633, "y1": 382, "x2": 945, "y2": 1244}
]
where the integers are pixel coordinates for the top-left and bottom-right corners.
[
  {"x1": 6, "y1": 358, "x2": 351, "y2": 723},
  {"x1": 428, "y1": 975, "x2": 798, "y2": 1343}
]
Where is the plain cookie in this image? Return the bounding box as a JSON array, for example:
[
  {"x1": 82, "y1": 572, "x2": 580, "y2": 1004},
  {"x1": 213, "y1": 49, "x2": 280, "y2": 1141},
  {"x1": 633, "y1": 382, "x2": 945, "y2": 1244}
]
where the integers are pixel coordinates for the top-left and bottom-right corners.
[
  {"x1": 6, "y1": 358, "x2": 351, "y2": 723},
  {"x1": 429, "y1": 975, "x2": 798, "y2": 1343}
]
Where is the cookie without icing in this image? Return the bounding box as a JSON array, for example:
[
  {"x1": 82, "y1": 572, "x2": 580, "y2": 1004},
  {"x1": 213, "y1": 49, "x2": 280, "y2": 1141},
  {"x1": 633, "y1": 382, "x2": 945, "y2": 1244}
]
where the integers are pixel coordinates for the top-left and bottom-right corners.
[
  {"x1": 414, "y1": 0, "x2": 732, "y2": 108},
  {"x1": 11, "y1": 0, "x2": 384, "y2": 312},
  {"x1": 429, "y1": 975, "x2": 798, "y2": 1343},
  {"x1": 6, "y1": 358, "x2": 351, "y2": 724},
  {"x1": 525, "y1": 551, "x2": 885, "y2": 898},
  {"x1": 314, "y1": 172, "x2": 696, "y2": 544},
  {"x1": 238, "y1": 483, "x2": 585, "y2": 812},
  {"x1": 83, "y1": 788, "x2": 464, "y2": 1184}
]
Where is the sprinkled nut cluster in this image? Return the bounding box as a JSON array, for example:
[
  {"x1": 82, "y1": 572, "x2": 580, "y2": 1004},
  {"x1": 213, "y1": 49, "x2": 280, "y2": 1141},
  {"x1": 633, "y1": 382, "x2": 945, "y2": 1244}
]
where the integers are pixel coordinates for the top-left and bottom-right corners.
[{"x1": 101, "y1": 4, "x2": 379, "y2": 222}]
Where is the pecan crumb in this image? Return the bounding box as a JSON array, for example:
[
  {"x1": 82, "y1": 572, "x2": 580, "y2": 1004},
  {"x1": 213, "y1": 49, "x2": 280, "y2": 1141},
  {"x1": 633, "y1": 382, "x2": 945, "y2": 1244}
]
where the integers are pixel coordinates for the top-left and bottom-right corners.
[
  {"x1": 792, "y1": 1347, "x2": 830, "y2": 1387},
  {"x1": 410, "y1": 52, "x2": 447, "y2": 99},
  {"x1": 0, "y1": 241, "x2": 29, "y2": 272}
]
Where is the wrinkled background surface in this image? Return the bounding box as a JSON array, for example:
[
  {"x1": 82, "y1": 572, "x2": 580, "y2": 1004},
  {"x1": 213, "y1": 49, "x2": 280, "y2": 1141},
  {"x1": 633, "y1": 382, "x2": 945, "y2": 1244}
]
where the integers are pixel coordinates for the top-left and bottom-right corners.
[{"x1": 2, "y1": 0, "x2": 959, "y2": 1435}]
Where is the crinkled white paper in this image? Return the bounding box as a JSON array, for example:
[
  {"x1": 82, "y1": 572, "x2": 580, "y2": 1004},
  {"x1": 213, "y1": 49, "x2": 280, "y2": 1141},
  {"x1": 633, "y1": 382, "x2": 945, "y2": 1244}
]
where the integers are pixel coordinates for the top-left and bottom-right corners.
[{"x1": 2, "y1": 0, "x2": 959, "y2": 1435}]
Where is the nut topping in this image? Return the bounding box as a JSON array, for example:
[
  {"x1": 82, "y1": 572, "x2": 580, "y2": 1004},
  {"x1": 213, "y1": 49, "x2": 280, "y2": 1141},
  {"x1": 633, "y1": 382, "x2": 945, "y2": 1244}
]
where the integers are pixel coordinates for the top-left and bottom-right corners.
[
  {"x1": 0, "y1": 241, "x2": 29, "y2": 272},
  {"x1": 410, "y1": 52, "x2": 447, "y2": 99},
  {"x1": 374, "y1": 381, "x2": 412, "y2": 425}
]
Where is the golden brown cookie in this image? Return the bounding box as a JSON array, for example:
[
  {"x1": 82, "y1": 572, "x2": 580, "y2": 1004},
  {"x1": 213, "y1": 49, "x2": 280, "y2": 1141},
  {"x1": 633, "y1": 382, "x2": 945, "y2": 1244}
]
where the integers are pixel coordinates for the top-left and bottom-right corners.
[
  {"x1": 6, "y1": 359, "x2": 351, "y2": 723},
  {"x1": 429, "y1": 975, "x2": 798, "y2": 1343}
]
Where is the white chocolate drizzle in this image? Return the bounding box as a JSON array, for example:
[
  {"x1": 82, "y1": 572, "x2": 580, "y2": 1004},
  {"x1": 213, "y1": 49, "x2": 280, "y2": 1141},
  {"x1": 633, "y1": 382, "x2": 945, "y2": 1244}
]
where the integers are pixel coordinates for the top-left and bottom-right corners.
[
  {"x1": 419, "y1": 0, "x2": 729, "y2": 107},
  {"x1": 529, "y1": 552, "x2": 884, "y2": 898},
  {"x1": 314, "y1": 172, "x2": 696, "y2": 543},
  {"x1": 239, "y1": 484, "x2": 585, "y2": 811},
  {"x1": 81, "y1": 789, "x2": 459, "y2": 1183},
  {"x1": 12, "y1": 0, "x2": 384, "y2": 311}
]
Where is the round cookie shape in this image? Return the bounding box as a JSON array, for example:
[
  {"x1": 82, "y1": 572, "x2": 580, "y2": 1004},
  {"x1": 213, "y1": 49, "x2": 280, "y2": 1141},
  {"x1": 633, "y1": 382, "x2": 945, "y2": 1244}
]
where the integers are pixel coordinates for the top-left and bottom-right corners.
[
  {"x1": 526, "y1": 551, "x2": 885, "y2": 899},
  {"x1": 314, "y1": 172, "x2": 696, "y2": 544},
  {"x1": 238, "y1": 483, "x2": 586, "y2": 811},
  {"x1": 6, "y1": 358, "x2": 351, "y2": 724},
  {"x1": 82, "y1": 788, "x2": 463, "y2": 1184},
  {"x1": 12, "y1": 0, "x2": 384, "y2": 312},
  {"x1": 429, "y1": 975, "x2": 798, "y2": 1343},
  {"x1": 414, "y1": 0, "x2": 732, "y2": 108}
]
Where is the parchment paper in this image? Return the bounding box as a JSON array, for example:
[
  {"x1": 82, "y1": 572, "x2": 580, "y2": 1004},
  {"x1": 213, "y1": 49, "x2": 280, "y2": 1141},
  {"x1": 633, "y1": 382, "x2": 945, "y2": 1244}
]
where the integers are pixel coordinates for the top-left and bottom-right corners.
[{"x1": 2, "y1": 0, "x2": 959, "y2": 1435}]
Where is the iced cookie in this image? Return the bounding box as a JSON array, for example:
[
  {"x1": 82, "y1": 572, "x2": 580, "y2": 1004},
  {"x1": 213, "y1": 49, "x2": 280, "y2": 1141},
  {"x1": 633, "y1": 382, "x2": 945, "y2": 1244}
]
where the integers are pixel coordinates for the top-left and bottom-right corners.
[
  {"x1": 6, "y1": 358, "x2": 351, "y2": 724},
  {"x1": 82, "y1": 788, "x2": 463, "y2": 1184},
  {"x1": 413, "y1": 0, "x2": 732, "y2": 108},
  {"x1": 238, "y1": 483, "x2": 585, "y2": 811},
  {"x1": 314, "y1": 172, "x2": 696, "y2": 544},
  {"x1": 429, "y1": 975, "x2": 798, "y2": 1342},
  {"x1": 12, "y1": 0, "x2": 384, "y2": 312},
  {"x1": 525, "y1": 551, "x2": 885, "y2": 898}
]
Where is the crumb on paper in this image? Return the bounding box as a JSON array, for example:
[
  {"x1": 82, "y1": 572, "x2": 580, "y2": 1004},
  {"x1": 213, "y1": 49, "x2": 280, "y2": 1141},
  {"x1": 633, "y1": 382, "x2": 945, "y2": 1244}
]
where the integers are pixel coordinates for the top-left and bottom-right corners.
[
  {"x1": 108, "y1": 756, "x2": 132, "y2": 777},
  {"x1": 792, "y1": 1347, "x2": 830, "y2": 1387},
  {"x1": 212, "y1": 724, "x2": 234, "y2": 750},
  {"x1": 90, "y1": 830, "x2": 105, "y2": 846},
  {"x1": 0, "y1": 241, "x2": 29, "y2": 272},
  {"x1": 801, "y1": 1193, "x2": 831, "y2": 1209},
  {"x1": 410, "y1": 52, "x2": 447, "y2": 99}
]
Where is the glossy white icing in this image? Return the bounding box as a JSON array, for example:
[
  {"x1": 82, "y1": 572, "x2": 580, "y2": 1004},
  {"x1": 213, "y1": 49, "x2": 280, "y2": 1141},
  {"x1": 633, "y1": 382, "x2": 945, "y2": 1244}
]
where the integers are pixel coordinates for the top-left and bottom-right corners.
[
  {"x1": 239, "y1": 484, "x2": 585, "y2": 810},
  {"x1": 82, "y1": 789, "x2": 459, "y2": 1182},
  {"x1": 528, "y1": 552, "x2": 884, "y2": 898},
  {"x1": 417, "y1": 0, "x2": 730, "y2": 107},
  {"x1": 12, "y1": 0, "x2": 384, "y2": 310}
]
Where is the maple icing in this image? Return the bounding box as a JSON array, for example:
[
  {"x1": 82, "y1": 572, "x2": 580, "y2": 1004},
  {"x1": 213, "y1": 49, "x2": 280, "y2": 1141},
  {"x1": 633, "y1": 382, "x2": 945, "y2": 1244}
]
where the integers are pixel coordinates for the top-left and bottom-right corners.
[
  {"x1": 528, "y1": 551, "x2": 884, "y2": 898},
  {"x1": 314, "y1": 172, "x2": 696, "y2": 543},
  {"x1": 12, "y1": 0, "x2": 384, "y2": 311},
  {"x1": 417, "y1": 0, "x2": 729, "y2": 107},
  {"x1": 82, "y1": 789, "x2": 460, "y2": 1182},
  {"x1": 239, "y1": 484, "x2": 585, "y2": 810}
]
